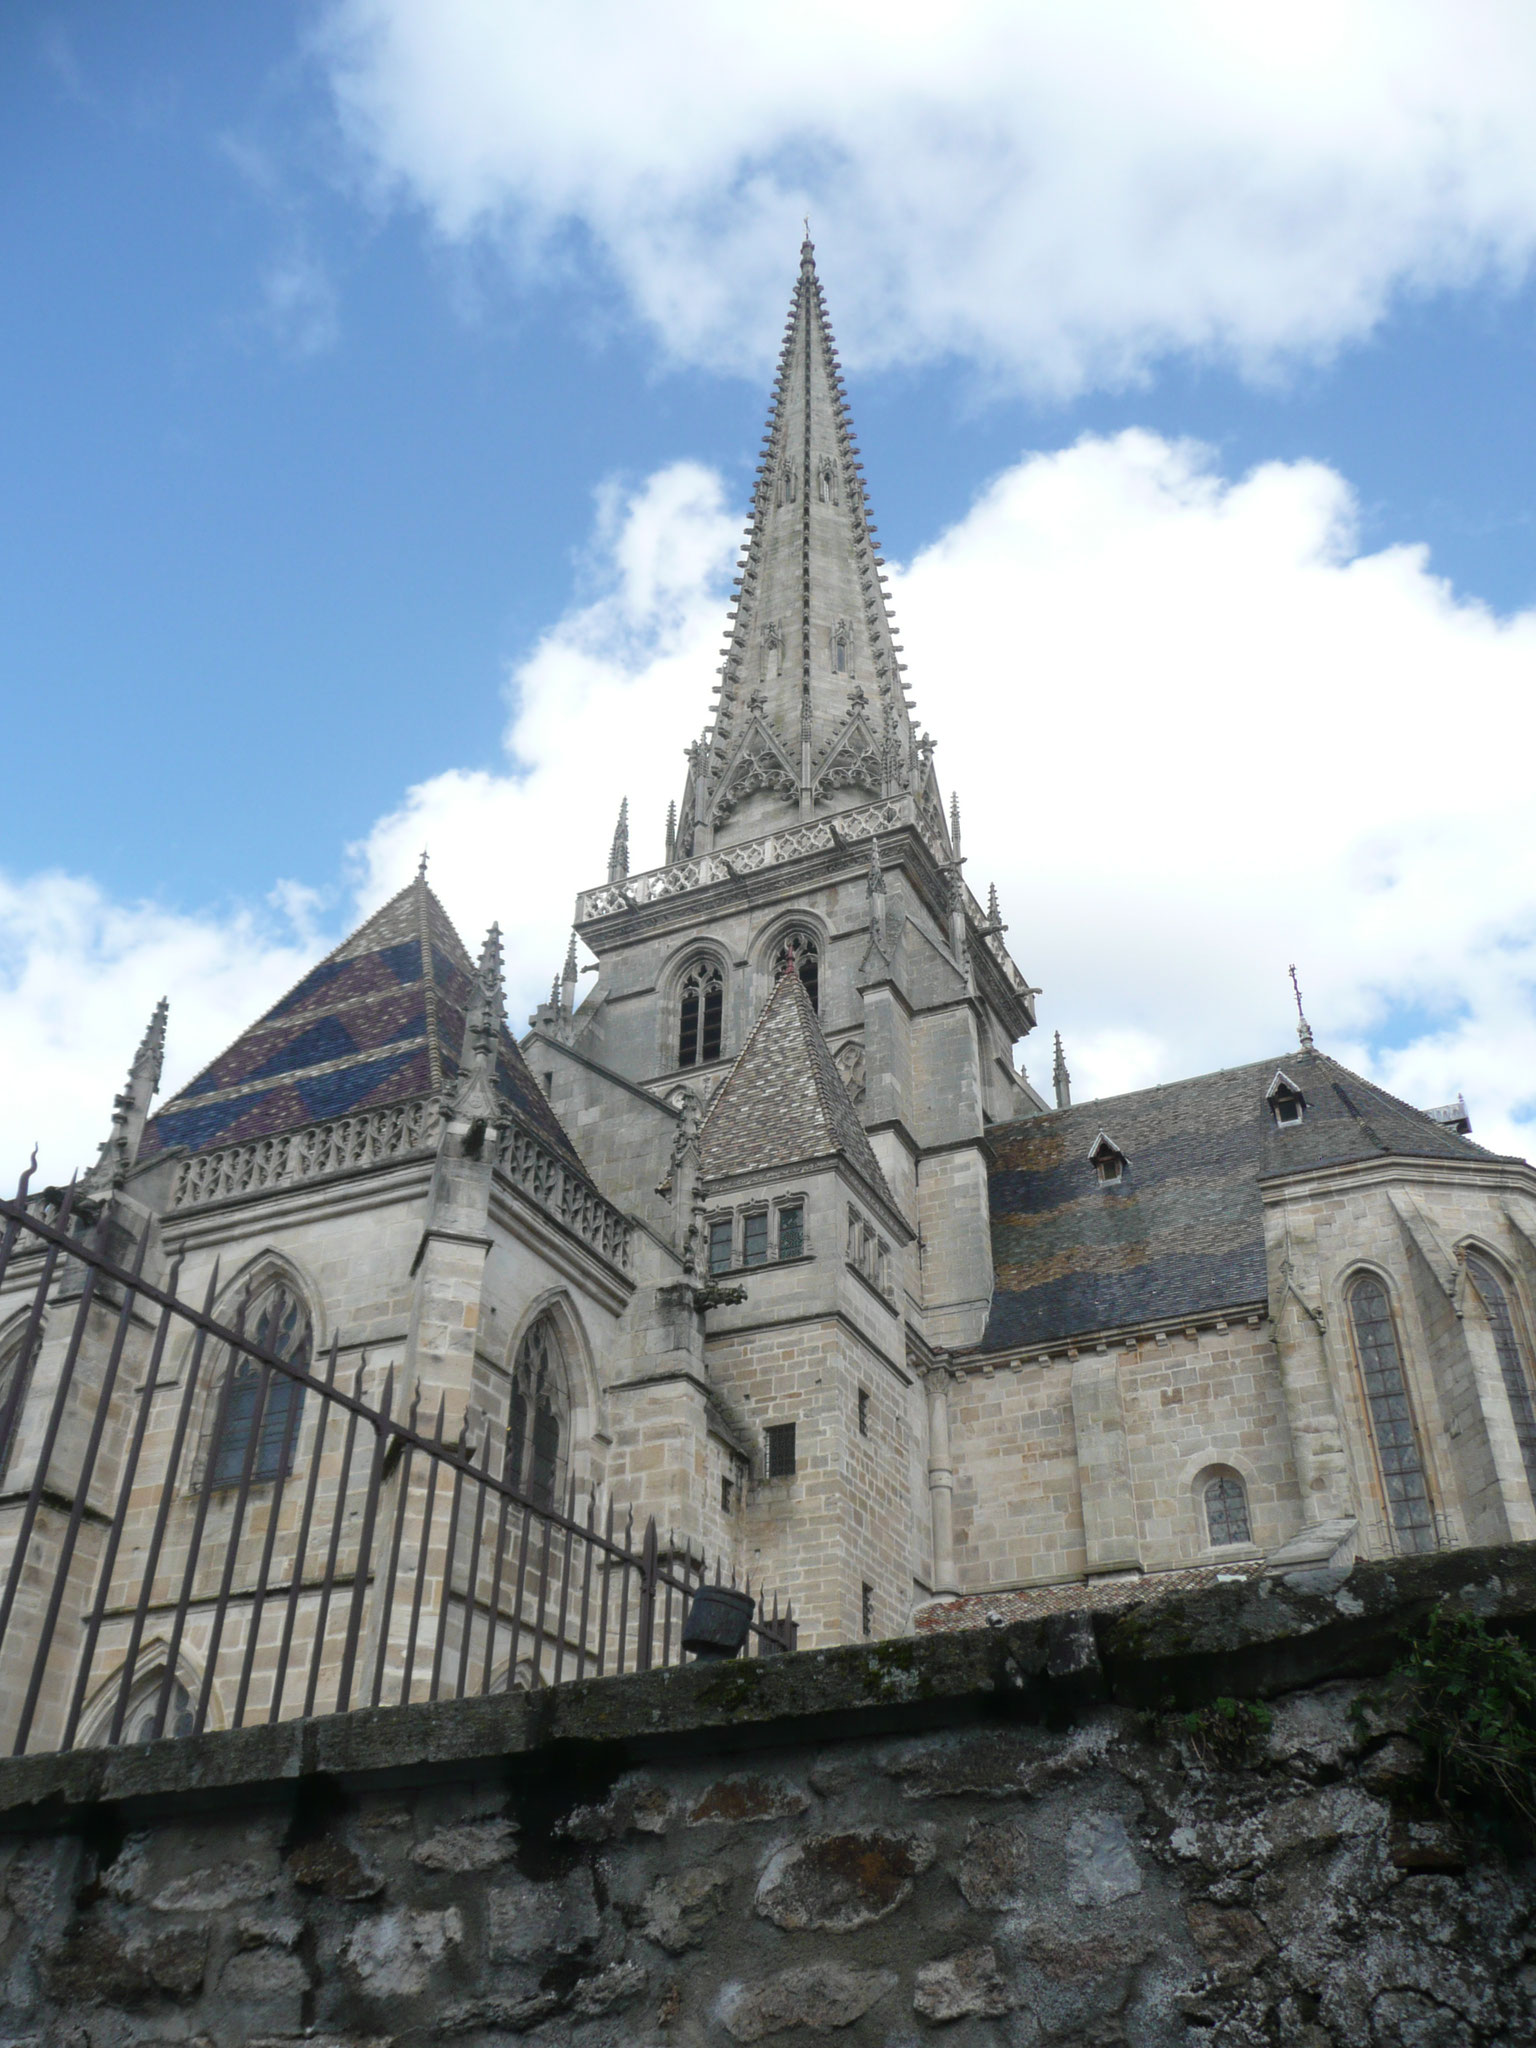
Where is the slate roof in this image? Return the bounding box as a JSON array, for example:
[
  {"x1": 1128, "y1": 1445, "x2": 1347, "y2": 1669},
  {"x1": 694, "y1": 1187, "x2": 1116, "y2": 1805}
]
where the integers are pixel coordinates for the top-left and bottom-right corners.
[
  {"x1": 700, "y1": 969, "x2": 901, "y2": 1214},
  {"x1": 982, "y1": 1047, "x2": 1504, "y2": 1354},
  {"x1": 140, "y1": 875, "x2": 586, "y2": 1174}
]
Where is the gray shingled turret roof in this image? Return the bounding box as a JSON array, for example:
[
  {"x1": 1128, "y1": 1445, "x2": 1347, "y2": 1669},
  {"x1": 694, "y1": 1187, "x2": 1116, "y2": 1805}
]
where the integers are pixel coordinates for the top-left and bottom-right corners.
[
  {"x1": 700, "y1": 969, "x2": 901, "y2": 1215},
  {"x1": 982, "y1": 1047, "x2": 1506, "y2": 1354}
]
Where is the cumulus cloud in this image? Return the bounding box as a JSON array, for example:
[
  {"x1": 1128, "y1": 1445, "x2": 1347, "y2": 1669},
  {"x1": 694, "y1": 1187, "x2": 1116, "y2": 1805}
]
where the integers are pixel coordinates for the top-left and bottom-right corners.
[
  {"x1": 314, "y1": 0, "x2": 1536, "y2": 389},
  {"x1": 0, "y1": 877, "x2": 319, "y2": 1184},
  {"x1": 4, "y1": 436, "x2": 1533, "y2": 1177}
]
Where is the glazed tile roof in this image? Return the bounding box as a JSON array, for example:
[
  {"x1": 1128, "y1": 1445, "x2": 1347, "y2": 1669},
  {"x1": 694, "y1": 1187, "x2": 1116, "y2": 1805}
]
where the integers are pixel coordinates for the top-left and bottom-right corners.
[
  {"x1": 982, "y1": 1047, "x2": 1501, "y2": 1354},
  {"x1": 700, "y1": 968, "x2": 901, "y2": 1215},
  {"x1": 913, "y1": 1558, "x2": 1267, "y2": 1634},
  {"x1": 140, "y1": 876, "x2": 587, "y2": 1175}
]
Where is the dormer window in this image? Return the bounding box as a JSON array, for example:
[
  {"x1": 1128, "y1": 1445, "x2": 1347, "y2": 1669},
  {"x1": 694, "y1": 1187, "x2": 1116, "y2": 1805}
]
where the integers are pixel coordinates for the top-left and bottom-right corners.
[
  {"x1": 1089, "y1": 1131, "x2": 1126, "y2": 1185},
  {"x1": 1267, "y1": 1071, "x2": 1306, "y2": 1126}
]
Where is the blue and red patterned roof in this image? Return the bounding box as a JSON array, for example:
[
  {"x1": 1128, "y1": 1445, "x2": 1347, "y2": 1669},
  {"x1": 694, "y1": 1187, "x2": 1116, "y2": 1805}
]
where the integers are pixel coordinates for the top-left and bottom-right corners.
[{"x1": 140, "y1": 876, "x2": 586, "y2": 1174}]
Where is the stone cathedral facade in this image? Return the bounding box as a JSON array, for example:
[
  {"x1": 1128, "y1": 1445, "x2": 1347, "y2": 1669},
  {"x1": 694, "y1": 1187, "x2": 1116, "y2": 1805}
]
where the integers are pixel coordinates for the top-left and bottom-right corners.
[{"x1": 7, "y1": 240, "x2": 1536, "y2": 1682}]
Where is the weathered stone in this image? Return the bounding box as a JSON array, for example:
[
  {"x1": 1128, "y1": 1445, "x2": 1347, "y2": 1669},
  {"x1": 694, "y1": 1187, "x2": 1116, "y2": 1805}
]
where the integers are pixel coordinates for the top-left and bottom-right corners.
[
  {"x1": 38, "y1": 1920, "x2": 209, "y2": 2007},
  {"x1": 884, "y1": 1731, "x2": 1046, "y2": 1801},
  {"x1": 955, "y1": 1815, "x2": 1033, "y2": 1910},
  {"x1": 1018, "y1": 1923, "x2": 1155, "y2": 1984},
  {"x1": 912, "y1": 1946, "x2": 1013, "y2": 2021},
  {"x1": 439, "y1": 1993, "x2": 560, "y2": 2035},
  {"x1": 1359, "y1": 1737, "x2": 1427, "y2": 1793},
  {"x1": 1184, "y1": 1900, "x2": 1275, "y2": 1976},
  {"x1": 219, "y1": 1946, "x2": 309, "y2": 1997},
  {"x1": 718, "y1": 1964, "x2": 897, "y2": 2041},
  {"x1": 487, "y1": 1864, "x2": 601, "y2": 1963},
  {"x1": 286, "y1": 1835, "x2": 384, "y2": 1901},
  {"x1": 410, "y1": 1817, "x2": 518, "y2": 1871},
  {"x1": 340, "y1": 1907, "x2": 462, "y2": 1998},
  {"x1": 1370, "y1": 1988, "x2": 1477, "y2": 2047},
  {"x1": 572, "y1": 1958, "x2": 648, "y2": 2016},
  {"x1": 641, "y1": 1866, "x2": 731, "y2": 1952},
  {"x1": 236, "y1": 1910, "x2": 303, "y2": 1951},
  {"x1": 151, "y1": 1860, "x2": 277, "y2": 1912},
  {"x1": 755, "y1": 1829, "x2": 935, "y2": 1931},
  {"x1": 562, "y1": 1778, "x2": 674, "y2": 1841},
  {"x1": 686, "y1": 1775, "x2": 811, "y2": 1827},
  {"x1": 1066, "y1": 1813, "x2": 1141, "y2": 1908},
  {"x1": 1262, "y1": 1682, "x2": 1365, "y2": 1773},
  {"x1": 1170, "y1": 1784, "x2": 1384, "y2": 1872},
  {"x1": 1389, "y1": 1818, "x2": 1468, "y2": 1874}
]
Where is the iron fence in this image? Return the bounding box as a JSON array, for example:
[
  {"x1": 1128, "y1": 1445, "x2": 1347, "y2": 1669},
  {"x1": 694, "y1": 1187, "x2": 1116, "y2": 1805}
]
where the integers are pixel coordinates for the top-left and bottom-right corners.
[{"x1": 0, "y1": 1170, "x2": 794, "y2": 1757}]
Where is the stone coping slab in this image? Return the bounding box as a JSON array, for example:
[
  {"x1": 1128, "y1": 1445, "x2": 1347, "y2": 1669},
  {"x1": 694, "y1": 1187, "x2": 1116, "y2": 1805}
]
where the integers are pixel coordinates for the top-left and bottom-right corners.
[{"x1": 2, "y1": 1541, "x2": 1532, "y2": 1832}]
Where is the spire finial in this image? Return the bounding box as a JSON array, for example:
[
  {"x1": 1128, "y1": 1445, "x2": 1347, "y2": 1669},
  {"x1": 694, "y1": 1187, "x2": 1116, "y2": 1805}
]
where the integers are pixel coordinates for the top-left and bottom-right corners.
[
  {"x1": 949, "y1": 792, "x2": 963, "y2": 861},
  {"x1": 86, "y1": 995, "x2": 171, "y2": 1192},
  {"x1": 561, "y1": 930, "x2": 579, "y2": 1017},
  {"x1": 417, "y1": 848, "x2": 429, "y2": 881},
  {"x1": 664, "y1": 799, "x2": 678, "y2": 865},
  {"x1": 1288, "y1": 964, "x2": 1315, "y2": 1050},
  {"x1": 607, "y1": 797, "x2": 630, "y2": 884},
  {"x1": 1053, "y1": 1030, "x2": 1071, "y2": 1111}
]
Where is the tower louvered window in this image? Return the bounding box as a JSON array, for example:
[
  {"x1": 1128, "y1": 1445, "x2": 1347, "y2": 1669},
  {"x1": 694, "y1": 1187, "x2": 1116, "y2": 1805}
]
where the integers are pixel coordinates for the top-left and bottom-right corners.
[
  {"x1": 678, "y1": 958, "x2": 724, "y2": 1068},
  {"x1": 507, "y1": 1314, "x2": 568, "y2": 1511},
  {"x1": 775, "y1": 930, "x2": 819, "y2": 1013},
  {"x1": 1348, "y1": 1275, "x2": 1437, "y2": 1553},
  {"x1": 1464, "y1": 1253, "x2": 1536, "y2": 1504},
  {"x1": 208, "y1": 1282, "x2": 311, "y2": 1489}
]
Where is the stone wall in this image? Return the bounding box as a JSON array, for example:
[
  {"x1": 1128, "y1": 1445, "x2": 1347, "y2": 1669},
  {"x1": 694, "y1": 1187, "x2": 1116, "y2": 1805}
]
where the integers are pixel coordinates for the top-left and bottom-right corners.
[{"x1": 2, "y1": 1544, "x2": 1534, "y2": 2048}]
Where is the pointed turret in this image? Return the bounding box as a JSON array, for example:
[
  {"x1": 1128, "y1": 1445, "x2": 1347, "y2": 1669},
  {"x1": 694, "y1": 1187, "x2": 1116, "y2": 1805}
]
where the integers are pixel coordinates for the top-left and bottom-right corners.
[
  {"x1": 453, "y1": 924, "x2": 506, "y2": 1127},
  {"x1": 561, "y1": 931, "x2": 579, "y2": 1016},
  {"x1": 1053, "y1": 1031, "x2": 1072, "y2": 1111},
  {"x1": 86, "y1": 996, "x2": 169, "y2": 1190},
  {"x1": 607, "y1": 798, "x2": 630, "y2": 884},
  {"x1": 664, "y1": 800, "x2": 677, "y2": 865},
  {"x1": 680, "y1": 237, "x2": 937, "y2": 854},
  {"x1": 701, "y1": 967, "x2": 898, "y2": 1214}
]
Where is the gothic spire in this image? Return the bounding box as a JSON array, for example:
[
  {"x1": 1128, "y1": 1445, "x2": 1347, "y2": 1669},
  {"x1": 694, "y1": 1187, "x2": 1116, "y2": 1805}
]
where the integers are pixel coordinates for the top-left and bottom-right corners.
[
  {"x1": 453, "y1": 924, "x2": 505, "y2": 1128},
  {"x1": 1053, "y1": 1030, "x2": 1071, "y2": 1111},
  {"x1": 607, "y1": 798, "x2": 630, "y2": 884},
  {"x1": 682, "y1": 238, "x2": 928, "y2": 854},
  {"x1": 561, "y1": 930, "x2": 579, "y2": 1014}
]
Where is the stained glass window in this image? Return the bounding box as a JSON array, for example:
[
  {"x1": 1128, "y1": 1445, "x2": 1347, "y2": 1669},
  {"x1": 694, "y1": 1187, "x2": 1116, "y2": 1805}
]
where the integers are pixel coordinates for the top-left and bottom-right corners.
[
  {"x1": 1203, "y1": 1472, "x2": 1251, "y2": 1545},
  {"x1": 507, "y1": 1314, "x2": 568, "y2": 1511},
  {"x1": 1349, "y1": 1275, "x2": 1436, "y2": 1553},
  {"x1": 1464, "y1": 1253, "x2": 1536, "y2": 1504},
  {"x1": 208, "y1": 1283, "x2": 310, "y2": 1489}
]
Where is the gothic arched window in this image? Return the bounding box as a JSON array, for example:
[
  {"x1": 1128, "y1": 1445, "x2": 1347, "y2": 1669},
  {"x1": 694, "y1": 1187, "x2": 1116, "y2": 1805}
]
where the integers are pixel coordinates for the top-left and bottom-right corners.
[
  {"x1": 1464, "y1": 1252, "x2": 1536, "y2": 1503},
  {"x1": 1203, "y1": 1471, "x2": 1251, "y2": 1546},
  {"x1": 1347, "y1": 1274, "x2": 1436, "y2": 1554},
  {"x1": 775, "y1": 930, "x2": 820, "y2": 1013},
  {"x1": 507, "y1": 1314, "x2": 569, "y2": 1511},
  {"x1": 0, "y1": 1320, "x2": 39, "y2": 1479},
  {"x1": 208, "y1": 1281, "x2": 311, "y2": 1490},
  {"x1": 677, "y1": 957, "x2": 724, "y2": 1068}
]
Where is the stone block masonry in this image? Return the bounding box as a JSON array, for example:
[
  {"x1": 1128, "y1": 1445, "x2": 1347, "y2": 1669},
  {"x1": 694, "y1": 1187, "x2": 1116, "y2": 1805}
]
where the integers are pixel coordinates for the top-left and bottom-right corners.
[{"x1": 1, "y1": 1544, "x2": 1534, "y2": 2046}]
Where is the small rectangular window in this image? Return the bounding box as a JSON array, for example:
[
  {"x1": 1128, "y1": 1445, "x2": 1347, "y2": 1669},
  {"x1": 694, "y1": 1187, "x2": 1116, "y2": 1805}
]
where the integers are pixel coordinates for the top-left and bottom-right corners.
[
  {"x1": 857, "y1": 1387, "x2": 870, "y2": 1436},
  {"x1": 743, "y1": 1211, "x2": 769, "y2": 1267},
  {"x1": 708, "y1": 1217, "x2": 733, "y2": 1275},
  {"x1": 721, "y1": 1472, "x2": 733, "y2": 1513},
  {"x1": 861, "y1": 1583, "x2": 874, "y2": 1637},
  {"x1": 766, "y1": 1421, "x2": 797, "y2": 1478},
  {"x1": 778, "y1": 1202, "x2": 804, "y2": 1259}
]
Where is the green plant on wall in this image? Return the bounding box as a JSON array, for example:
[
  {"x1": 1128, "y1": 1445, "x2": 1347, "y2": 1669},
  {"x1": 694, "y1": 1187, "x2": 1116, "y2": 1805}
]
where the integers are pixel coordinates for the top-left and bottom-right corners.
[
  {"x1": 1394, "y1": 1604, "x2": 1536, "y2": 1834},
  {"x1": 1181, "y1": 1693, "x2": 1273, "y2": 1767}
]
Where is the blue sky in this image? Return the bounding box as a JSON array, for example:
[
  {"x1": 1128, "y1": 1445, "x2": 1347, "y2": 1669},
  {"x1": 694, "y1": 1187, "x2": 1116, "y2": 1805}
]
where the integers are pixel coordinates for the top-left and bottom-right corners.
[{"x1": 4, "y1": 1, "x2": 1536, "y2": 1172}]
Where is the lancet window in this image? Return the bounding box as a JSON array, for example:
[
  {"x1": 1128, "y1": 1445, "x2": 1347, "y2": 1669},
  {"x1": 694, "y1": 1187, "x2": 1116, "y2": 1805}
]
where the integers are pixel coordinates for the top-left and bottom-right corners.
[
  {"x1": 1464, "y1": 1252, "x2": 1536, "y2": 1503},
  {"x1": 207, "y1": 1281, "x2": 311, "y2": 1490},
  {"x1": 507, "y1": 1313, "x2": 569, "y2": 1512},
  {"x1": 0, "y1": 1321, "x2": 38, "y2": 1478},
  {"x1": 677, "y1": 957, "x2": 724, "y2": 1068},
  {"x1": 775, "y1": 930, "x2": 820, "y2": 1012},
  {"x1": 1347, "y1": 1274, "x2": 1437, "y2": 1553}
]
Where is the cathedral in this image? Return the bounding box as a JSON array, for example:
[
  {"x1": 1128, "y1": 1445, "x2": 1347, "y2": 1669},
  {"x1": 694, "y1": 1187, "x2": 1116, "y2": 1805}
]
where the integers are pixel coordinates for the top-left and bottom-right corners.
[{"x1": 7, "y1": 238, "x2": 1536, "y2": 1685}]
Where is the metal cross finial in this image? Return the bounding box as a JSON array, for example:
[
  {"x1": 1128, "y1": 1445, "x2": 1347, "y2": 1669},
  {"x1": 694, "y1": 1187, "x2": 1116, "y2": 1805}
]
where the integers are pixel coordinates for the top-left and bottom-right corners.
[
  {"x1": 417, "y1": 848, "x2": 429, "y2": 880},
  {"x1": 1288, "y1": 964, "x2": 1315, "y2": 1050}
]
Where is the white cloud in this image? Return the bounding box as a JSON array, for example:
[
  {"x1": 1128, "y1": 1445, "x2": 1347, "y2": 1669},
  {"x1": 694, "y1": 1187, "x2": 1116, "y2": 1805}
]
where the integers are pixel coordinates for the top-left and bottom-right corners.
[
  {"x1": 314, "y1": 0, "x2": 1536, "y2": 389},
  {"x1": 0, "y1": 877, "x2": 318, "y2": 1185},
  {"x1": 4, "y1": 436, "x2": 1533, "y2": 1178},
  {"x1": 258, "y1": 239, "x2": 341, "y2": 358}
]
